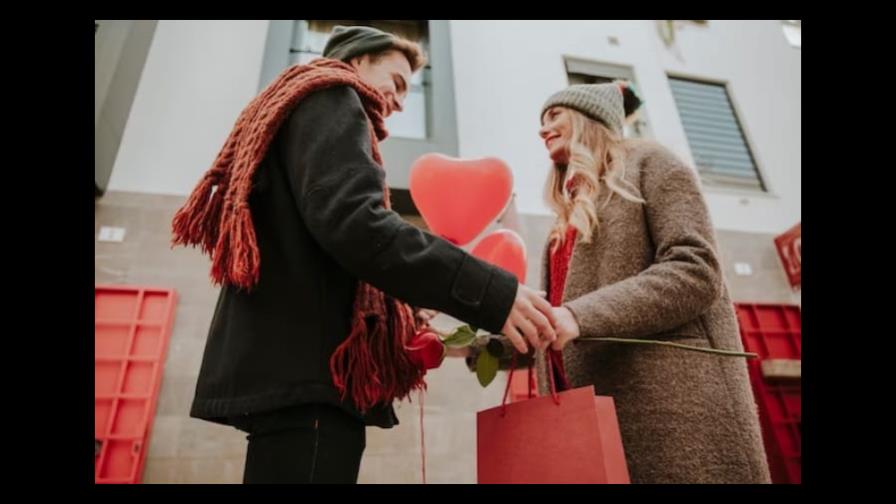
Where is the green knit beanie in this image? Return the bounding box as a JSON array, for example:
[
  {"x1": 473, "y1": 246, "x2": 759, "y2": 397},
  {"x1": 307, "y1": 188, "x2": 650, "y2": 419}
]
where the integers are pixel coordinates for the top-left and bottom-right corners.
[{"x1": 322, "y1": 25, "x2": 398, "y2": 63}]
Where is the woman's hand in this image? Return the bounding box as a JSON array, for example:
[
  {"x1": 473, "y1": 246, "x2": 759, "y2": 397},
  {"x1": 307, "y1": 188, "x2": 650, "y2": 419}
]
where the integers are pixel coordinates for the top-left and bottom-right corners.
[{"x1": 550, "y1": 306, "x2": 581, "y2": 351}]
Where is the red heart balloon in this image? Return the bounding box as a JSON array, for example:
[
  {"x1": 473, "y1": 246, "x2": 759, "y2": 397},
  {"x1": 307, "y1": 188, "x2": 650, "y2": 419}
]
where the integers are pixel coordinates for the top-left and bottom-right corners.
[
  {"x1": 409, "y1": 154, "x2": 513, "y2": 246},
  {"x1": 471, "y1": 229, "x2": 527, "y2": 283}
]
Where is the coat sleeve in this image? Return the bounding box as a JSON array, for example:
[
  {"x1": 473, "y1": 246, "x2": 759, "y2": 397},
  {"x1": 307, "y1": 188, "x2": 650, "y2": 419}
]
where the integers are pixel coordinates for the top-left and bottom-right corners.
[
  {"x1": 280, "y1": 85, "x2": 518, "y2": 334},
  {"x1": 563, "y1": 145, "x2": 724, "y2": 339}
]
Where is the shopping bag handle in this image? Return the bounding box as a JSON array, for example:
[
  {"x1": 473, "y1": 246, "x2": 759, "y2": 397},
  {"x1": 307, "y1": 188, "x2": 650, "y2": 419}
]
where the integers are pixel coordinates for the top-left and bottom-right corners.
[{"x1": 501, "y1": 350, "x2": 563, "y2": 416}]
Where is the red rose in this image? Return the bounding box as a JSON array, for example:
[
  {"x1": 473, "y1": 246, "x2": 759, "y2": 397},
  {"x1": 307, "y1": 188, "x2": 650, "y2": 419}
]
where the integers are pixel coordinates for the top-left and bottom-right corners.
[{"x1": 406, "y1": 329, "x2": 447, "y2": 370}]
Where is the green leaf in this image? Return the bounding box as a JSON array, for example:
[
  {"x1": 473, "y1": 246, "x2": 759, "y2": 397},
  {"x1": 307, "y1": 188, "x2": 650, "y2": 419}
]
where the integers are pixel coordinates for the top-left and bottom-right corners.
[
  {"x1": 440, "y1": 325, "x2": 477, "y2": 348},
  {"x1": 476, "y1": 350, "x2": 499, "y2": 387}
]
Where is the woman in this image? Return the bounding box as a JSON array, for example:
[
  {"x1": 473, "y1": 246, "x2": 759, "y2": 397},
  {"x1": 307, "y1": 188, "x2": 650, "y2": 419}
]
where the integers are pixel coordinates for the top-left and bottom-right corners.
[{"x1": 535, "y1": 82, "x2": 771, "y2": 484}]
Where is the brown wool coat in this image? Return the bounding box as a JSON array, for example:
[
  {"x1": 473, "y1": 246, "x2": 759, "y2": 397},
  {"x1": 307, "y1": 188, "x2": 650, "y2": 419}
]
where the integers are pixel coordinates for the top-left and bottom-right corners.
[{"x1": 535, "y1": 139, "x2": 771, "y2": 484}]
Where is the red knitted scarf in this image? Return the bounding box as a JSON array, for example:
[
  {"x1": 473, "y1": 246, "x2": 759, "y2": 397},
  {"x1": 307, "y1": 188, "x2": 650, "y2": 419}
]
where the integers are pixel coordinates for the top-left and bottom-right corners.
[{"x1": 547, "y1": 224, "x2": 578, "y2": 391}]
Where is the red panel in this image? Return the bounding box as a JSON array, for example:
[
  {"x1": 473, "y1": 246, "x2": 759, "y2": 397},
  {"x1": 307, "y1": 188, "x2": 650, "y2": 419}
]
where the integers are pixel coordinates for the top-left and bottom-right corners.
[
  {"x1": 735, "y1": 303, "x2": 801, "y2": 484},
  {"x1": 95, "y1": 285, "x2": 177, "y2": 484}
]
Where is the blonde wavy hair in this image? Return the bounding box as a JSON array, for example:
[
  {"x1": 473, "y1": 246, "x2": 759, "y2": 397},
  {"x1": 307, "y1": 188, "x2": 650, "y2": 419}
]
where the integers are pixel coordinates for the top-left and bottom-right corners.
[{"x1": 544, "y1": 107, "x2": 644, "y2": 253}]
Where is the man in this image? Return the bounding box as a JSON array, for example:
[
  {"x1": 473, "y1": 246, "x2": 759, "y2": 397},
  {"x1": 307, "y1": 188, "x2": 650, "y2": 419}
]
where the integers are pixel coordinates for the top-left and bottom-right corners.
[{"x1": 172, "y1": 25, "x2": 557, "y2": 483}]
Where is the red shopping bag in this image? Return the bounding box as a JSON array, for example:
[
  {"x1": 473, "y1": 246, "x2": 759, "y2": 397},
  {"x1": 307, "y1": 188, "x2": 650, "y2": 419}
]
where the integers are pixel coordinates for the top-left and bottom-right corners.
[{"x1": 476, "y1": 351, "x2": 630, "y2": 484}]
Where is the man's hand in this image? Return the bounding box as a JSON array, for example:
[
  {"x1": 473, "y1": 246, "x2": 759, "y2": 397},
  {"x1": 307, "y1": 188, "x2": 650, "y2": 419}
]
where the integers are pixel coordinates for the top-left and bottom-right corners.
[
  {"x1": 415, "y1": 308, "x2": 439, "y2": 326},
  {"x1": 501, "y1": 284, "x2": 557, "y2": 354}
]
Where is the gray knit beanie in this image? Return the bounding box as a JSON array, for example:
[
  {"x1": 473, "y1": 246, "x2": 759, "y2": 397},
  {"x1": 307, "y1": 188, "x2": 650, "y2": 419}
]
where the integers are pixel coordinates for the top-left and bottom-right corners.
[
  {"x1": 322, "y1": 25, "x2": 397, "y2": 63},
  {"x1": 540, "y1": 83, "x2": 625, "y2": 136}
]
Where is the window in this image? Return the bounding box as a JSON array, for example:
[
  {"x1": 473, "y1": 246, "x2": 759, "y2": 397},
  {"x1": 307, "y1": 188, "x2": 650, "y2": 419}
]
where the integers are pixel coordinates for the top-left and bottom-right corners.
[
  {"x1": 565, "y1": 57, "x2": 652, "y2": 139},
  {"x1": 782, "y1": 20, "x2": 801, "y2": 49},
  {"x1": 291, "y1": 20, "x2": 430, "y2": 140},
  {"x1": 668, "y1": 77, "x2": 766, "y2": 191},
  {"x1": 260, "y1": 20, "x2": 458, "y2": 193}
]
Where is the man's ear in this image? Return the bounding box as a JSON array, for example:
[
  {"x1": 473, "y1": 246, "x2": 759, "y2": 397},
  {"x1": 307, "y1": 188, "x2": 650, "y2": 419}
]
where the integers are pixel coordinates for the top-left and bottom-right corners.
[{"x1": 348, "y1": 54, "x2": 367, "y2": 71}]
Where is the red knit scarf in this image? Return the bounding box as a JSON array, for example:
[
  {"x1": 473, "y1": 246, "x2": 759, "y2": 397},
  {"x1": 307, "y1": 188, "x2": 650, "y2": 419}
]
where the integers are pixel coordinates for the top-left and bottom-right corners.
[
  {"x1": 171, "y1": 58, "x2": 425, "y2": 413},
  {"x1": 547, "y1": 224, "x2": 578, "y2": 391}
]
